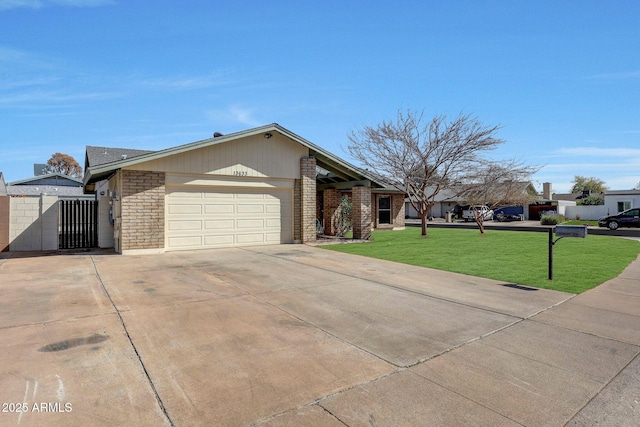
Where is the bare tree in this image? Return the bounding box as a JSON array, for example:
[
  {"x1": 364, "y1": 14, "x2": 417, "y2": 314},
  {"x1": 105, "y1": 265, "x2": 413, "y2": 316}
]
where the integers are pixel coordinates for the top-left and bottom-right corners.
[
  {"x1": 347, "y1": 109, "x2": 505, "y2": 236},
  {"x1": 47, "y1": 153, "x2": 83, "y2": 178},
  {"x1": 454, "y1": 160, "x2": 540, "y2": 233}
]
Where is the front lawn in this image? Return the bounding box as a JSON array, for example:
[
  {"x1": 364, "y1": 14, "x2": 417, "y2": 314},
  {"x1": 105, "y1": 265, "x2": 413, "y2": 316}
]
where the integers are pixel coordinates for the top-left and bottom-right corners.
[
  {"x1": 322, "y1": 228, "x2": 640, "y2": 294},
  {"x1": 562, "y1": 220, "x2": 599, "y2": 226}
]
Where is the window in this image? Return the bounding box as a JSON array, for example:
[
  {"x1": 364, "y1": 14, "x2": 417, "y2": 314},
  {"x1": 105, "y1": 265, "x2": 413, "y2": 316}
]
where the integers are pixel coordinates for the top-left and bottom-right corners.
[
  {"x1": 378, "y1": 196, "x2": 391, "y2": 224},
  {"x1": 618, "y1": 201, "x2": 631, "y2": 212}
]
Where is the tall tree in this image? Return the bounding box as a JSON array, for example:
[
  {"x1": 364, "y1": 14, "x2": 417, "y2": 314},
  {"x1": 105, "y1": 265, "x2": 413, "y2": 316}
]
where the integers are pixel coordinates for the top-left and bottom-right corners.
[
  {"x1": 570, "y1": 175, "x2": 607, "y2": 194},
  {"x1": 454, "y1": 160, "x2": 539, "y2": 233},
  {"x1": 47, "y1": 153, "x2": 83, "y2": 178},
  {"x1": 347, "y1": 109, "x2": 511, "y2": 236}
]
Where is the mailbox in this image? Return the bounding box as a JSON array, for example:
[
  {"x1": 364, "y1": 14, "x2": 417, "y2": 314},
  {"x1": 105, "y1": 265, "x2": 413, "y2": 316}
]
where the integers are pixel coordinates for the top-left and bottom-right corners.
[{"x1": 555, "y1": 225, "x2": 588, "y2": 238}]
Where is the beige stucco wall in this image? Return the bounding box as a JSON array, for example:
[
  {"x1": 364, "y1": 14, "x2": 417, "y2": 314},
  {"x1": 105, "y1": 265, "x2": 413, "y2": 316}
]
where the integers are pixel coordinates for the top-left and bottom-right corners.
[{"x1": 127, "y1": 133, "x2": 309, "y2": 180}]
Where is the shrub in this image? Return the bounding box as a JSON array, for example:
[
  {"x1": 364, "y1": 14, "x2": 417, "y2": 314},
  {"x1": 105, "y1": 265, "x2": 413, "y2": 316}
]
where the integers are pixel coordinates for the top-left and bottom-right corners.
[{"x1": 540, "y1": 214, "x2": 566, "y2": 225}]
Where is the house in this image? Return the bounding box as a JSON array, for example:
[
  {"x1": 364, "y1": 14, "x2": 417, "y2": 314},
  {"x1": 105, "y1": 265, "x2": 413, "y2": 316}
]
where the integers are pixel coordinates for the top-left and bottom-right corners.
[
  {"x1": 83, "y1": 124, "x2": 405, "y2": 254},
  {"x1": 6, "y1": 173, "x2": 86, "y2": 198},
  {"x1": 405, "y1": 187, "x2": 459, "y2": 219},
  {"x1": 405, "y1": 181, "x2": 538, "y2": 220},
  {"x1": 603, "y1": 189, "x2": 640, "y2": 215}
]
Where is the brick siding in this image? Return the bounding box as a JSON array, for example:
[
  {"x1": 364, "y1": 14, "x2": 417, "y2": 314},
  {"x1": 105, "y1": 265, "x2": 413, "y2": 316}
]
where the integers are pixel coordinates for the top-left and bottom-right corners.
[
  {"x1": 392, "y1": 193, "x2": 406, "y2": 227},
  {"x1": 300, "y1": 157, "x2": 316, "y2": 243},
  {"x1": 120, "y1": 170, "x2": 165, "y2": 251},
  {"x1": 352, "y1": 186, "x2": 372, "y2": 240},
  {"x1": 323, "y1": 188, "x2": 341, "y2": 235}
]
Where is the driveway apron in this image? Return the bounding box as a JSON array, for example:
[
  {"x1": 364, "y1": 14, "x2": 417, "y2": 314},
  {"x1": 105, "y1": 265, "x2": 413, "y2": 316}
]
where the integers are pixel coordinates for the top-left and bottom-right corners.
[{"x1": 0, "y1": 245, "x2": 638, "y2": 426}]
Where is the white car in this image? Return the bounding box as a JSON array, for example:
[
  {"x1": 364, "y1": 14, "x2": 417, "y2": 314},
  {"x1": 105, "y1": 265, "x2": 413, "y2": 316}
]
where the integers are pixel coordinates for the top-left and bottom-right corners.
[{"x1": 462, "y1": 205, "x2": 494, "y2": 222}]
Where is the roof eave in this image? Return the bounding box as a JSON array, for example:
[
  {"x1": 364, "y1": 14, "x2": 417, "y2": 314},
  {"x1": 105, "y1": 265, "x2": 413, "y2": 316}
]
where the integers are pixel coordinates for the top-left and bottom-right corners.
[{"x1": 83, "y1": 123, "x2": 391, "y2": 189}]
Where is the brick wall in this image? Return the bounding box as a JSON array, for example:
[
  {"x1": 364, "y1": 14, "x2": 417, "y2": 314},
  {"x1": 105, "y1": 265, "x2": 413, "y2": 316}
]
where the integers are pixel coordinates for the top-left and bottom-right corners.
[
  {"x1": 300, "y1": 157, "x2": 316, "y2": 243},
  {"x1": 9, "y1": 195, "x2": 58, "y2": 251},
  {"x1": 293, "y1": 179, "x2": 301, "y2": 242},
  {"x1": 120, "y1": 170, "x2": 165, "y2": 251},
  {"x1": 392, "y1": 193, "x2": 406, "y2": 227},
  {"x1": 0, "y1": 196, "x2": 9, "y2": 251},
  {"x1": 371, "y1": 193, "x2": 405, "y2": 229},
  {"x1": 352, "y1": 186, "x2": 372, "y2": 240},
  {"x1": 323, "y1": 188, "x2": 341, "y2": 236}
]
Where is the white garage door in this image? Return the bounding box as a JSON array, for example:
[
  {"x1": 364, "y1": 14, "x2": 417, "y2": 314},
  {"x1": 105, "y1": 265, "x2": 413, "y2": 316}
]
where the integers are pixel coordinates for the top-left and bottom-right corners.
[{"x1": 166, "y1": 187, "x2": 293, "y2": 250}]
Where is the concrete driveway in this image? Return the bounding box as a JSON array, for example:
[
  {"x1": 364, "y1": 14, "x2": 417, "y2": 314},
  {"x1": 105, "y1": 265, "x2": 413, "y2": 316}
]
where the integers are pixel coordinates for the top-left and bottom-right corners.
[{"x1": 0, "y1": 245, "x2": 638, "y2": 426}]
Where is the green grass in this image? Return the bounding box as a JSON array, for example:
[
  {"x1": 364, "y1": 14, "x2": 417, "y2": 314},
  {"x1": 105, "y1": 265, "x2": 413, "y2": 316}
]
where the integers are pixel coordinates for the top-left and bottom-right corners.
[
  {"x1": 562, "y1": 220, "x2": 599, "y2": 226},
  {"x1": 322, "y1": 228, "x2": 640, "y2": 294}
]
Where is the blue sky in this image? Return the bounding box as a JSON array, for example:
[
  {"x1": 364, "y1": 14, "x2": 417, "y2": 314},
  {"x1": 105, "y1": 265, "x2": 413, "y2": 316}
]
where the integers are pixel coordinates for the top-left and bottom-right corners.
[{"x1": 1, "y1": 0, "x2": 639, "y2": 193}]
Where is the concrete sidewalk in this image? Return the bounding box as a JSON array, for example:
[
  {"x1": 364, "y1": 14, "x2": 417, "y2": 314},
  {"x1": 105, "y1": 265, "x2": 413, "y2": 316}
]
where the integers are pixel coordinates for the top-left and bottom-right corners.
[{"x1": 0, "y1": 245, "x2": 638, "y2": 426}]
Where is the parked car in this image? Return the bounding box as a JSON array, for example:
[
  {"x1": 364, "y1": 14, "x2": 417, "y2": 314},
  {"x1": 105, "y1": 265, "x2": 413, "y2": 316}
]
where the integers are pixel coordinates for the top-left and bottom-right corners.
[
  {"x1": 598, "y1": 208, "x2": 640, "y2": 230},
  {"x1": 462, "y1": 205, "x2": 493, "y2": 222},
  {"x1": 494, "y1": 207, "x2": 524, "y2": 222},
  {"x1": 495, "y1": 212, "x2": 523, "y2": 222}
]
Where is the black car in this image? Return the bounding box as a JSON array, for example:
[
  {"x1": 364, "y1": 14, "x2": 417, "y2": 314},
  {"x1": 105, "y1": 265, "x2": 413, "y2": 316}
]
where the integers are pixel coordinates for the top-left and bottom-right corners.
[{"x1": 598, "y1": 208, "x2": 640, "y2": 230}]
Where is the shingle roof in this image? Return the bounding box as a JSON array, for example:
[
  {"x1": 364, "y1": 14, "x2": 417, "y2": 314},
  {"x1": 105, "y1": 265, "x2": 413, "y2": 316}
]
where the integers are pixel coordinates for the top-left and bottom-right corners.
[
  {"x1": 6, "y1": 184, "x2": 86, "y2": 197},
  {"x1": 85, "y1": 146, "x2": 156, "y2": 169},
  {"x1": 83, "y1": 124, "x2": 400, "y2": 192},
  {"x1": 9, "y1": 173, "x2": 83, "y2": 187}
]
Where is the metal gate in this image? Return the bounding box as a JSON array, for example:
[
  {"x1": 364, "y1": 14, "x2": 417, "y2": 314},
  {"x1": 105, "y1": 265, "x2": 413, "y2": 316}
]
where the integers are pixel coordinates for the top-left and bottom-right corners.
[{"x1": 59, "y1": 200, "x2": 98, "y2": 249}]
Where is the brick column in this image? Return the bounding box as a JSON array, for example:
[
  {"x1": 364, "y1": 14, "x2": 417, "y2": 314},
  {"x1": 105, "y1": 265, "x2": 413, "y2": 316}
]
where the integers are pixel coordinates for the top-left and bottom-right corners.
[
  {"x1": 121, "y1": 170, "x2": 165, "y2": 252},
  {"x1": 300, "y1": 157, "x2": 316, "y2": 243},
  {"x1": 323, "y1": 188, "x2": 341, "y2": 236},
  {"x1": 392, "y1": 194, "x2": 406, "y2": 227},
  {"x1": 352, "y1": 186, "x2": 372, "y2": 240}
]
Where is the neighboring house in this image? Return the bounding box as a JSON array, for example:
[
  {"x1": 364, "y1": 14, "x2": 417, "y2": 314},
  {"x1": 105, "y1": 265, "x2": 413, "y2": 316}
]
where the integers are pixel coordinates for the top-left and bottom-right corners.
[
  {"x1": 83, "y1": 124, "x2": 405, "y2": 254},
  {"x1": 405, "y1": 187, "x2": 459, "y2": 219},
  {"x1": 6, "y1": 173, "x2": 87, "y2": 198},
  {"x1": 603, "y1": 189, "x2": 640, "y2": 215},
  {"x1": 405, "y1": 181, "x2": 538, "y2": 220}
]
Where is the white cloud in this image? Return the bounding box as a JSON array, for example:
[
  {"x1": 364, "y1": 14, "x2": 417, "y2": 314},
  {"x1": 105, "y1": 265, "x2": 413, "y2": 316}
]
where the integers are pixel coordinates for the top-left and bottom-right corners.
[
  {"x1": 555, "y1": 147, "x2": 640, "y2": 158},
  {"x1": 141, "y1": 72, "x2": 234, "y2": 91},
  {"x1": 0, "y1": 0, "x2": 42, "y2": 10},
  {"x1": 0, "y1": 0, "x2": 112, "y2": 9},
  {"x1": 205, "y1": 105, "x2": 262, "y2": 128}
]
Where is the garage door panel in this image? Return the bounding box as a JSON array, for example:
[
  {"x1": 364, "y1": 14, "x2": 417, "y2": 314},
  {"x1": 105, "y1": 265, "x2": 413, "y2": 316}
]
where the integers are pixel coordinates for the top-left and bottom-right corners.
[
  {"x1": 204, "y1": 204, "x2": 234, "y2": 214},
  {"x1": 265, "y1": 204, "x2": 281, "y2": 214},
  {"x1": 204, "y1": 219, "x2": 234, "y2": 230},
  {"x1": 236, "y1": 193, "x2": 266, "y2": 199},
  {"x1": 204, "y1": 192, "x2": 229, "y2": 199},
  {"x1": 237, "y1": 219, "x2": 265, "y2": 229},
  {"x1": 236, "y1": 204, "x2": 264, "y2": 214},
  {"x1": 236, "y1": 234, "x2": 266, "y2": 244},
  {"x1": 168, "y1": 235, "x2": 203, "y2": 248},
  {"x1": 166, "y1": 185, "x2": 293, "y2": 251},
  {"x1": 168, "y1": 204, "x2": 202, "y2": 215},
  {"x1": 168, "y1": 220, "x2": 202, "y2": 231},
  {"x1": 203, "y1": 234, "x2": 235, "y2": 246}
]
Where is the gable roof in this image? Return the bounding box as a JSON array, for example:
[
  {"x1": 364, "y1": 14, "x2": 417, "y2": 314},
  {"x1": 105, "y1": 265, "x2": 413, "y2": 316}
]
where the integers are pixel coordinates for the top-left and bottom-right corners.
[
  {"x1": 6, "y1": 173, "x2": 85, "y2": 196},
  {"x1": 9, "y1": 173, "x2": 83, "y2": 186},
  {"x1": 84, "y1": 123, "x2": 402, "y2": 192},
  {"x1": 85, "y1": 146, "x2": 157, "y2": 170}
]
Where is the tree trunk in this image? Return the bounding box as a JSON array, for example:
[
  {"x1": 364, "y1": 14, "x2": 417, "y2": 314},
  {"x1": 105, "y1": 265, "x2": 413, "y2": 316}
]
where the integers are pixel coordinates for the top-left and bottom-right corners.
[{"x1": 421, "y1": 212, "x2": 428, "y2": 236}]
